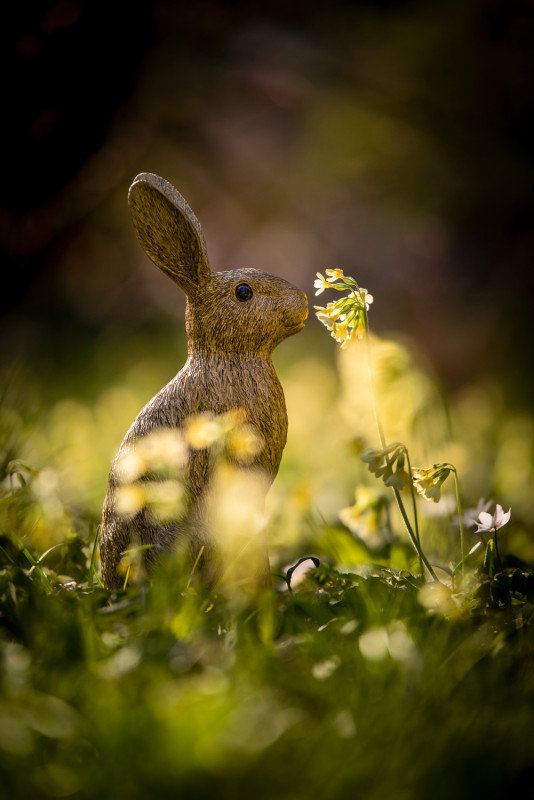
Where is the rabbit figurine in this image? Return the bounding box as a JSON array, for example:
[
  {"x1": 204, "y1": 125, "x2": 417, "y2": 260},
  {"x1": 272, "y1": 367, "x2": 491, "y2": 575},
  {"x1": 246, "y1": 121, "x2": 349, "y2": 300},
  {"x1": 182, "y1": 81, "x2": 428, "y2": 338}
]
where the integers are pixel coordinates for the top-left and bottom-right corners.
[{"x1": 100, "y1": 173, "x2": 308, "y2": 590}]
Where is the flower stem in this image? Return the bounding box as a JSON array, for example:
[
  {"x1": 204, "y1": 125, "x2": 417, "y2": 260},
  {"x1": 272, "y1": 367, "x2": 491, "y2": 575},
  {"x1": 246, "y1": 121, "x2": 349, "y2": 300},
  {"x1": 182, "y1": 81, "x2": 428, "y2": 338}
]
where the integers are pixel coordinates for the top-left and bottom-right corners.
[
  {"x1": 391, "y1": 486, "x2": 438, "y2": 580},
  {"x1": 451, "y1": 467, "x2": 466, "y2": 588},
  {"x1": 493, "y1": 530, "x2": 504, "y2": 573},
  {"x1": 362, "y1": 312, "x2": 438, "y2": 581},
  {"x1": 403, "y1": 449, "x2": 424, "y2": 577}
]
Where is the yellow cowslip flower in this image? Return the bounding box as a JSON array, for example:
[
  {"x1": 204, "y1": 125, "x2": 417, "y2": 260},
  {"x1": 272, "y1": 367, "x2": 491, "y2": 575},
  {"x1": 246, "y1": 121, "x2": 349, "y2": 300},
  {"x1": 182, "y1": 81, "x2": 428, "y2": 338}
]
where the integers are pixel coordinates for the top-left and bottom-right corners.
[
  {"x1": 352, "y1": 314, "x2": 367, "y2": 338},
  {"x1": 116, "y1": 450, "x2": 148, "y2": 484},
  {"x1": 343, "y1": 312, "x2": 367, "y2": 344},
  {"x1": 412, "y1": 465, "x2": 451, "y2": 503},
  {"x1": 226, "y1": 424, "x2": 264, "y2": 463},
  {"x1": 220, "y1": 407, "x2": 248, "y2": 430},
  {"x1": 336, "y1": 312, "x2": 368, "y2": 348},
  {"x1": 314, "y1": 274, "x2": 372, "y2": 345},
  {"x1": 114, "y1": 484, "x2": 146, "y2": 517},
  {"x1": 332, "y1": 319, "x2": 349, "y2": 344},
  {"x1": 326, "y1": 303, "x2": 345, "y2": 320},
  {"x1": 184, "y1": 412, "x2": 221, "y2": 449},
  {"x1": 315, "y1": 301, "x2": 346, "y2": 331},
  {"x1": 314, "y1": 273, "x2": 331, "y2": 295},
  {"x1": 361, "y1": 447, "x2": 386, "y2": 474},
  {"x1": 359, "y1": 289, "x2": 373, "y2": 310},
  {"x1": 325, "y1": 268, "x2": 345, "y2": 282},
  {"x1": 361, "y1": 443, "x2": 412, "y2": 490},
  {"x1": 315, "y1": 311, "x2": 336, "y2": 331}
]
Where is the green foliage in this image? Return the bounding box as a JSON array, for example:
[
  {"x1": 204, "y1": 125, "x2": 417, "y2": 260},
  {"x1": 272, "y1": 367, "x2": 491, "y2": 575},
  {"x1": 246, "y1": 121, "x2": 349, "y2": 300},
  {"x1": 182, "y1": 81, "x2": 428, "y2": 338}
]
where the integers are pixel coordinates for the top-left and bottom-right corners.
[
  {"x1": 2, "y1": 469, "x2": 534, "y2": 798},
  {"x1": 1, "y1": 318, "x2": 534, "y2": 799}
]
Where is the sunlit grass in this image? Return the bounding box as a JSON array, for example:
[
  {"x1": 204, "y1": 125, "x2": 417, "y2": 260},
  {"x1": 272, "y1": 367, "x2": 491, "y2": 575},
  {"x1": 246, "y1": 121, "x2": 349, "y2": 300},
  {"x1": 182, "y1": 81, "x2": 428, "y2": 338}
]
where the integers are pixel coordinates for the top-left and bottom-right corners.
[{"x1": 1, "y1": 295, "x2": 534, "y2": 798}]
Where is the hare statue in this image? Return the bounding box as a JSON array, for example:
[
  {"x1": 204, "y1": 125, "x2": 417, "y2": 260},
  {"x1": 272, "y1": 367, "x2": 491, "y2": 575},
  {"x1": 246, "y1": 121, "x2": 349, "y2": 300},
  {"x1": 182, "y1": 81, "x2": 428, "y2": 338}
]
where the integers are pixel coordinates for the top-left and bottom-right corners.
[{"x1": 100, "y1": 173, "x2": 308, "y2": 590}]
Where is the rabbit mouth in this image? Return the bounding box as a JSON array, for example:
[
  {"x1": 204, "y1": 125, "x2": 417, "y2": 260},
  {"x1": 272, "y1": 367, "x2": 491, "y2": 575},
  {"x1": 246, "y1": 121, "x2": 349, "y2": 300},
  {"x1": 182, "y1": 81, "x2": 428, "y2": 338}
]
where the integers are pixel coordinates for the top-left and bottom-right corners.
[
  {"x1": 282, "y1": 293, "x2": 308, "y2": 334},
  {"x1": 284, "y1": 319, "x2": 307, "y2": 335},
  {"x1": 288, "y1": 321, "x2": 306, "y2": 331}
]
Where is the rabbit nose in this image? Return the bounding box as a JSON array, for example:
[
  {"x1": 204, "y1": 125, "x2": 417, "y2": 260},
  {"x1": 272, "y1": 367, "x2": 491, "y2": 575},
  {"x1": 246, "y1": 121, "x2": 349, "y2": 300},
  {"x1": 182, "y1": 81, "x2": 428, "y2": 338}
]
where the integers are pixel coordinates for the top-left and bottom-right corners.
[{"x1": 283, "y1": 291, "x2": 308, "y2": 327}]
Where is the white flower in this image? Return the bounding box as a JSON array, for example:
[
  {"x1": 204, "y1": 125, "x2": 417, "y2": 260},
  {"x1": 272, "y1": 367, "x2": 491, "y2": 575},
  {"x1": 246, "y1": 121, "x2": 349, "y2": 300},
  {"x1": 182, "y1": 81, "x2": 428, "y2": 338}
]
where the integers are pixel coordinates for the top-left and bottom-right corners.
[
  {"x1": 474, "y1": 504, "x2": 511, "y2": 533},
  {"x1": 313, "y1": 273, "x2": 331, "y2": 295},
  {"x1": 461, "y1": 497, "x2": 492, "y2": 527},
  {"x1": 325, "y1": 268, "x2": 345, "y2": 282}
]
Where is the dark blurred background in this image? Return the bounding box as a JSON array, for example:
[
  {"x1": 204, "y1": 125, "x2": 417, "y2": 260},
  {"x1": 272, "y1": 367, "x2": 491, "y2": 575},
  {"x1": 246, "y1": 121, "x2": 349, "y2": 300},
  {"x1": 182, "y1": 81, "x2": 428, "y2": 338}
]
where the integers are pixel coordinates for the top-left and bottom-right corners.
[{"x1": 2, "y1": 0, "x2": 534, "y2": 407}]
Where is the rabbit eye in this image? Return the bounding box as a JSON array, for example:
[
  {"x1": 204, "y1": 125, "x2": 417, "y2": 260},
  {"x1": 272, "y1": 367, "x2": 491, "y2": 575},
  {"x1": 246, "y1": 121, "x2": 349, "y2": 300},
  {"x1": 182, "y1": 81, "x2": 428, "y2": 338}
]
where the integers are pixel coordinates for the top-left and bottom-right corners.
[{"x1": 235, "y1": 283, "x2": 253, "y2": 302}]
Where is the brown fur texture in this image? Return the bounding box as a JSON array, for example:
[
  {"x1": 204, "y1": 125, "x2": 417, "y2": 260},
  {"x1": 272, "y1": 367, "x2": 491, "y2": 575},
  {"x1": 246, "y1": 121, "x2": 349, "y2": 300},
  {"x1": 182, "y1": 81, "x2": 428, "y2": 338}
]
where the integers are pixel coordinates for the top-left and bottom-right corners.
[{"x1": 99, "y1": 173, "x2": 308, "y2": 589}]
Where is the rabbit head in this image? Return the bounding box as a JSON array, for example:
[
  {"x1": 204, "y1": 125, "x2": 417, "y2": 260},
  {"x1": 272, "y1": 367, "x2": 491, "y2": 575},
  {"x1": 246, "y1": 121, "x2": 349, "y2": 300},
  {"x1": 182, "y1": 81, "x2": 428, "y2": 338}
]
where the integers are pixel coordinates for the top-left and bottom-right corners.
[{"x1": 128, "y1": 173, "x2": 308, "y2": 355}]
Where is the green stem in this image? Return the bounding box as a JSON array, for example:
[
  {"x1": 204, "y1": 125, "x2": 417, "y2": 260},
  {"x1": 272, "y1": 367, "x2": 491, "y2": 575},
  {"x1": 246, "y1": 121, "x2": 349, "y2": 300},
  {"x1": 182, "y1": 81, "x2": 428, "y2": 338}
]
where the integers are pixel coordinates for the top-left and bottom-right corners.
[
  {"x1": 186, "y1": 545, "x2": 205, "y2": 592},
  {"x1": 403, "y1": 449, "x2": 424, "y2": 577},
  {"x1": 493, "y1": 530, "x2": 504, "y2": 573},
  {"x1": 362, "y1": 310, "x2": 438, "y2": 582},
  {"x1": 391, "y1": 487, "x2": 438, "y2": 580},
  {"x1": 13, "y1": 534, "x2": 54, "y2": 592},
  {"x1": 122, "y1": 565, "x2": 130, "y2": 591},
  {"x1": 362, "y1": 306, "x2": 387, "y2": 450},
  {"x1": 450, "y1": 467, "x2": 466, "y2": 588}
]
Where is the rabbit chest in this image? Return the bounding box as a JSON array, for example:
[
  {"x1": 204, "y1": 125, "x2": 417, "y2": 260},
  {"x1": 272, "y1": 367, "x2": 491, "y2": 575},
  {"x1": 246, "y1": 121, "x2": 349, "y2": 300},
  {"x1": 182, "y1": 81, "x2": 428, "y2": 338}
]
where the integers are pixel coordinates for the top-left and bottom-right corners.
[{"x1": 153, "y1": 352, "x2": 288, "y2": 481}]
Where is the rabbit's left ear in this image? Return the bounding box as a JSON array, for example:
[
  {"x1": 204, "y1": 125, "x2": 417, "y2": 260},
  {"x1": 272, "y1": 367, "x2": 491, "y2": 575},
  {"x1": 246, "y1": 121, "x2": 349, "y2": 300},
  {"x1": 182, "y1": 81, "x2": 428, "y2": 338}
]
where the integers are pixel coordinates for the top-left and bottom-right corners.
[{"x1": 128, "y1": 173, "x2": 211, "y2": 292}]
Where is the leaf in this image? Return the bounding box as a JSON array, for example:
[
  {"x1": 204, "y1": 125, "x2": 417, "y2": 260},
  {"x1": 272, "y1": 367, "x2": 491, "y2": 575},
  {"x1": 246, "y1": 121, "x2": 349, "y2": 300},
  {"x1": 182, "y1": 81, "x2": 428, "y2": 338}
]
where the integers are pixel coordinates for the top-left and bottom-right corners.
[{"x1": 468, "y1": 541, "x2": 483, "y2": 556}]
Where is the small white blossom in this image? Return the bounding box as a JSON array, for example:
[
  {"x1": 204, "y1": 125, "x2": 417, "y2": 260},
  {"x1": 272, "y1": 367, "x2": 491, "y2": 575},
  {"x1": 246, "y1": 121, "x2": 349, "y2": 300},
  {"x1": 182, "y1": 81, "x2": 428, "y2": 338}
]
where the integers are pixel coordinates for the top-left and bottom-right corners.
[
  {"x1": 474, "y1": 504, "x2": 511, "y2": 533},
  {"x1": 313, "y1": 273, "x2": 331, "y2": 295}
]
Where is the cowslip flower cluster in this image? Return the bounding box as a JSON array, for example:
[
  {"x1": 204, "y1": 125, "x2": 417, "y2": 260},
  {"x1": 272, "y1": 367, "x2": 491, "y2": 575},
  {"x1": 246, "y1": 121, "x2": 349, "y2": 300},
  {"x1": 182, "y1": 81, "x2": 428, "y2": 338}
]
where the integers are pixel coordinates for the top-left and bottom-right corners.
[
  {"x1": 361, "y1": 447, "x2": 455, "y2": 503},
  {"x1": 411, "y1": 464, "x2": 452, "y2": 503},
  {"x1": 361, "y1": 443, "x2": 411, "y2": 491},
  {"x1": 314, "y1": 268, "x2": 373, "y2": 348}
]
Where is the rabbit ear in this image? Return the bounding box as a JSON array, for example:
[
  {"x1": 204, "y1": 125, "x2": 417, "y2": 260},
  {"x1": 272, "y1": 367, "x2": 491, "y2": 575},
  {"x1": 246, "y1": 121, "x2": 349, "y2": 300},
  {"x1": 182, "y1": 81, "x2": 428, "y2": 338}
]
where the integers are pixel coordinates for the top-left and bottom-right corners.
[{"x1": 128, "y1": 173, "x2": 211, "y2": 293}]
